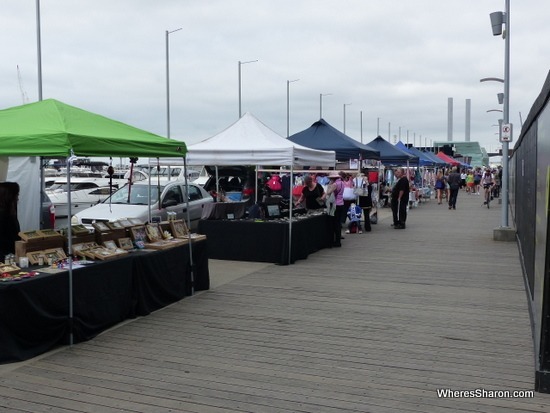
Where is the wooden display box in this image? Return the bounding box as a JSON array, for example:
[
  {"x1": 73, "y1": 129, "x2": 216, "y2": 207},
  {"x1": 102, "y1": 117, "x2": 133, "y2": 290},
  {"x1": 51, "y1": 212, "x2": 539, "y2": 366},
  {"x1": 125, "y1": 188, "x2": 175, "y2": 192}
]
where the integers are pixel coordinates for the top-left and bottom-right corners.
[
  {"x1": 95, "y1": 228, "x2": 126, "y2": 244},
  {"x1": 0, "y1": 264, "x2": 21, "y2": 275},
  {"x1": 64, "y1": 233, "x2": 96, "y2": 252},
  {"x1": 15, "y1": 238, "x2": 65, "y2": 260}
]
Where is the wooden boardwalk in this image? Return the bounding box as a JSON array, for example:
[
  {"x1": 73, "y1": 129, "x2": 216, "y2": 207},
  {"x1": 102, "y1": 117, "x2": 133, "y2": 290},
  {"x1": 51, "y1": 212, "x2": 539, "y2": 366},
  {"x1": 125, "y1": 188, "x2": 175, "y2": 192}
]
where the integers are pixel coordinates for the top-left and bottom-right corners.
[{"x1": 2, "y1": 192, "x2": 550, "y2": 412}]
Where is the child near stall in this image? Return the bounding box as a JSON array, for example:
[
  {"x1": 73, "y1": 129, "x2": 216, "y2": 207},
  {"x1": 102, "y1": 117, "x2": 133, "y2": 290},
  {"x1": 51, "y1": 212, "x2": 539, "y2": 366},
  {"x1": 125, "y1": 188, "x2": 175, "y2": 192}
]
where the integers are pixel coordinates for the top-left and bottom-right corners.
[{"x1": 345, "y1": 202, "x2": 363, "y2": 234}]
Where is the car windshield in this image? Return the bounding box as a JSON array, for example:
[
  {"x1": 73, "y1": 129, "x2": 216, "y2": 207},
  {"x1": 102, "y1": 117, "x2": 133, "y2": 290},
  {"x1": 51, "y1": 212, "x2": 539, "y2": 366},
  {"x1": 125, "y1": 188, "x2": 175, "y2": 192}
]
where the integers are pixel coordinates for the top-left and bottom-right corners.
[{"x1": 106, "y1": 184, "x2": 163, "y2": 205}]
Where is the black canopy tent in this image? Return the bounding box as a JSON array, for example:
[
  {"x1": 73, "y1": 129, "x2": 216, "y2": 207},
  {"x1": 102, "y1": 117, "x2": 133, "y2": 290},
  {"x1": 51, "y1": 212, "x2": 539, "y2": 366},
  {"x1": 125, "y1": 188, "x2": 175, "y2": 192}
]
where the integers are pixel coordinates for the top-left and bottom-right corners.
[
  {"x1": 366, "y1": 136, "x2": 418, "y2": 166},
  {"x1": 288, "y1": 119, "x2": 380, "y2": 161}
]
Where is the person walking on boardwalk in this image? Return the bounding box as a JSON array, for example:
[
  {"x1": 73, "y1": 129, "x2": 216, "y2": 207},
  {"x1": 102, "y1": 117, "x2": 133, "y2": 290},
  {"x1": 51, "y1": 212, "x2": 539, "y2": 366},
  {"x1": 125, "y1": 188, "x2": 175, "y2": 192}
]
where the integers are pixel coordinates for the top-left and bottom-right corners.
[
  {"x1": 326, "y1": 171, "x2": 344, "y2": 246},
  {"x1": 391, "y1": 167, "x2": 409, "y2": 229},
  {"x1": 434, "y1": 171, "x2": 446, "y2": 204},
  {"x1": 447, "y1": 166, "x2": 461, "y2": 210}
]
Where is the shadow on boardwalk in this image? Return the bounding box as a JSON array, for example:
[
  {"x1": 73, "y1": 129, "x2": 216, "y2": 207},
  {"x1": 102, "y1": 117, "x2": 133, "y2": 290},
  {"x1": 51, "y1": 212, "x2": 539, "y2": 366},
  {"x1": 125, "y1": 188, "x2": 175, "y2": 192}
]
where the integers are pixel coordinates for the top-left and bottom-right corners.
[{"x1": 1, "y1": 193, "x2": 550, "y2": 412}]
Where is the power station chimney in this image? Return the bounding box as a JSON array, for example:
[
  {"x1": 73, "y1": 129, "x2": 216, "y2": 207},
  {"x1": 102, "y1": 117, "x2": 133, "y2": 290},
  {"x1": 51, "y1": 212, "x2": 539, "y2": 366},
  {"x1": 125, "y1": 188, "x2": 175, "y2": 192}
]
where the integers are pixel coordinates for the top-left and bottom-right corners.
[
  {"x1": 465, "y1": 98, "x2": 471, "y2": 141},
  {"x1": 447, "y1": 97, "x2": 453, "y2": 141}
]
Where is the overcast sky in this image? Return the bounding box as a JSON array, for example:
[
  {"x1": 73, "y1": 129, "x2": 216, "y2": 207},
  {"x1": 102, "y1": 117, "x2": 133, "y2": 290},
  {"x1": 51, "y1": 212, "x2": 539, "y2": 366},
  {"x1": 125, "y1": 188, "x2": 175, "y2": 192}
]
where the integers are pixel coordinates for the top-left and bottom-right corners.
[{"x1": 2, "y1": 0, "x2": 549, "y2": 155}]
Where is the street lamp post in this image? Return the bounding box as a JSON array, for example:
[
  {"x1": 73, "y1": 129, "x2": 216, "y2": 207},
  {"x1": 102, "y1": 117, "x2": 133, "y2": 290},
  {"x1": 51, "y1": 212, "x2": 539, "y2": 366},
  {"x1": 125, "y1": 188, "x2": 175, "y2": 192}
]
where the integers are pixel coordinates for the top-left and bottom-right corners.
[
  {"x1": 286, "y1": 79, "x2": 299, "y2": 137},
  {"x1": 166, "y1": 27, "x2": 182, "y2": 139},
  {"x1": 238, "y1": 59, "x2": 258, "y2": 118},
  {"x1": 320, "y1": 93, "x2": 332, "y2": 119},
  {"x1": 488, "y1": 0, "x2": 511, "y2": 228},
  {"x1": 343, "y1": 103, "x2": 352, "y2": 134},
  {"x1": 360, "y1": 111, "x2": 363, "y2": 143}
]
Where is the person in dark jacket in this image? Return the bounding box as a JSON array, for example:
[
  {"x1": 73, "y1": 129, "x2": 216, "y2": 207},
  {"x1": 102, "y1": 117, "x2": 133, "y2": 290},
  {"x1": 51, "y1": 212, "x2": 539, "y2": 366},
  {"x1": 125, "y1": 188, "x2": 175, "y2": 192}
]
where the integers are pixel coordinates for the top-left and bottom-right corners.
[
  {"x1": 0, "y1": 182, "x2": 21, "y2": 258},
  {"x1": 447, "y1": 166, "x2": 462, "y2": 210},
  {"x1": 391, "y1": 168, "x2": 409, "y2": 229}
]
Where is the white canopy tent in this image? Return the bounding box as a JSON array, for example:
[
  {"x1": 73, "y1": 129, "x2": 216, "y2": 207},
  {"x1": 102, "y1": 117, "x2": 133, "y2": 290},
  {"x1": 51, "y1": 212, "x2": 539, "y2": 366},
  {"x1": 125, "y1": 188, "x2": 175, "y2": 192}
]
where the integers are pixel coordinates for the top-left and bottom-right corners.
[
  {"x1": 149, "y1": 112, "x2": 336, "y2": 264},
  {"x1": 152, "y1": 112, "x2": 336, "y2": 167}
]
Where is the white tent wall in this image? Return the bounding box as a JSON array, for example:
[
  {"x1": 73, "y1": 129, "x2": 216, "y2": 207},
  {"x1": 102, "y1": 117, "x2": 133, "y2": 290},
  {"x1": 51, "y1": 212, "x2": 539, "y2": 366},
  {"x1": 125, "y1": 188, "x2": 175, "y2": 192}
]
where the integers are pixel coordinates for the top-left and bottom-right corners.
[{"x1": 6, "y1": 156, "x2": 40, "y2": 231}]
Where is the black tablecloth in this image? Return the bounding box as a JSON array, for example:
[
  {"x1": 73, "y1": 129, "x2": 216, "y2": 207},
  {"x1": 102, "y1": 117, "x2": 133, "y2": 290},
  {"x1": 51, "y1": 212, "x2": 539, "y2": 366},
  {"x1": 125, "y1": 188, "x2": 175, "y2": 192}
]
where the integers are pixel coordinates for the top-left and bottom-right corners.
[
  {"x1": 0, "y1": 240, "x2": 209, "y2": 363},
  {"x1": 198, "y1": 214, "x2": 331, "y2": 265},
  {"x1": 201, "y1": 201, "x2": 248, "y2": 220}
]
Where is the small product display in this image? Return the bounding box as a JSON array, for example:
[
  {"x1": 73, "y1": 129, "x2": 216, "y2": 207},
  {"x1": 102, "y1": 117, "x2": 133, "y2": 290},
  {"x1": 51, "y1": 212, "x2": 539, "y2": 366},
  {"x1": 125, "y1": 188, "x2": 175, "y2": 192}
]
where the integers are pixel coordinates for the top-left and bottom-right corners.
[
  {"x1": 106, "y1": 221, "x2": 125, "y2": 230},
  {"x1": 92, "y1": 221, "x2": 110, "y2": 232},
  {"x1": 70, "y1": 224, "x2": 90, "y2": 235},
  {"x1": 0, "y1": 270, "x2": 39, "y2": 282},
  {"x1": 130, "y1": 225, "x2": 147, "y2": 242},
  {"x1": 170, "y1": 220, "x2": 188, "y2": 238},
  {"x1": 117, "y1": 237, "x2": 134, "y2": 250},
  {"x1": 18, "y1": 230, "x2": 42, "y2": 241},
  {"x1": 117, "y1": 218, "x2": 133, "y2": 228},
  {"x1": 103, "y1": 240, "x2": 118, "y2": 250},
  {"x1": 145, "y1": 223, "x2": 162, "y2": 242},
  {"x1": 37, "y1": 229, "x2": 63, "y2": 238}
]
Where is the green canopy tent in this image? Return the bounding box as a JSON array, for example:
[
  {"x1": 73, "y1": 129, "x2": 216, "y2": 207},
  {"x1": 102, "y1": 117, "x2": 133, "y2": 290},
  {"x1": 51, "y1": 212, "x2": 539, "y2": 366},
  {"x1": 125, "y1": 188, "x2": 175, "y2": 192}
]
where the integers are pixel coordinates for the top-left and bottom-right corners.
[
  {"x1": 0, "y1": 98, "x2": 189, "y2": 346},
  {"x1": 0, "y1": 98, "x2": 186, "y2": 157}
]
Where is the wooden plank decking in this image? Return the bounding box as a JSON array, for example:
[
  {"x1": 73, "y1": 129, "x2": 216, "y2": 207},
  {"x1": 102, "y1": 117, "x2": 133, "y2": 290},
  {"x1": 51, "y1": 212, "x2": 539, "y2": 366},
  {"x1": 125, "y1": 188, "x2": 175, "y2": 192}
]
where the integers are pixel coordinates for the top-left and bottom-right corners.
[{"x1": 1, "y1": 192, "x2": 550, "y2": 412}]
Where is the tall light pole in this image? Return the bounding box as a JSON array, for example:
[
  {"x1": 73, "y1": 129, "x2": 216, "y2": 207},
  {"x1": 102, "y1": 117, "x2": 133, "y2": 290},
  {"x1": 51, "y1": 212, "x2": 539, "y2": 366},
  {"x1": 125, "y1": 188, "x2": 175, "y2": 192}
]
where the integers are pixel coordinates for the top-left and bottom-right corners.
[
  {"x1": 166, "y1": 27, "x2": 182, "y2": 139},
  {"x1": 343, "y1": 103, "x2": 352, "y2": 134},
  {"x1": 320, "y1": 93, "x2": 332, "y2": 119},
  {"x1": 286, "y1": 79, "x2": 299, "y2": 137},
  {"x1": 238, "y1": 59, "x2": 258, "y2": 118},
  {"x1": 36, "y1": 0, "x2": 43, "y2": 101},
  {"x1": 489, "y1": 0, "x2": 510, "y2": 228},
  {"x1": 360, "y1": 111, "x2": 363, "y2": 143}
]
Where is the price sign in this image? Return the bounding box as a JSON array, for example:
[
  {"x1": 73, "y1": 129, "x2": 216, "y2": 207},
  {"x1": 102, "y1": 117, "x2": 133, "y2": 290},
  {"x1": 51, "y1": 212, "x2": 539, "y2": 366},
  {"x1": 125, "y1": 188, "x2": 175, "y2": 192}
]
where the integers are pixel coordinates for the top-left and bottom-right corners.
[{"x1": 500, "y1": 123, "x2": 513, "y2": 142}]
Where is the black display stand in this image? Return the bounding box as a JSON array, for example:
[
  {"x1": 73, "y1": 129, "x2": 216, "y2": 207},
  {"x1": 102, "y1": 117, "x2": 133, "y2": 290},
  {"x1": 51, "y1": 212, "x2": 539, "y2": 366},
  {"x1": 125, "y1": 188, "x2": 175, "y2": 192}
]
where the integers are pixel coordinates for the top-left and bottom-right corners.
[
  {"x1": 0, "y1": 241, "x2": 209, "y2": 363},
  {"x1": 198, "y1": 214, "x2": 332, "y2": 265}
]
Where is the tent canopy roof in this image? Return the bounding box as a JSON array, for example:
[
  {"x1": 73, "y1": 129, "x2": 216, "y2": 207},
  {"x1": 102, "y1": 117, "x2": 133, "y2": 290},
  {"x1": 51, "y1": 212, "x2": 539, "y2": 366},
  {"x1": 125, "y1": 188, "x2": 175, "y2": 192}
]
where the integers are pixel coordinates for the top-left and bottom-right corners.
[
  {"x1": 366, "y1": 136, "x2": 418, "y2": 165},
  {"x1": 395, "y1": 141, "x2": 438, "y2": 166},
  {"x1": 0, "y1": 99, "x2": 186, "y2": 158},
  {"x1": 185, "y1": 112, "x2": 335, "y2": 167},
  {"x1": 287, "y1": 119, "x2": 380, "y2": 160},
  {"x1": 436, "y1": 151, "x2": 461, "y2": 166}
]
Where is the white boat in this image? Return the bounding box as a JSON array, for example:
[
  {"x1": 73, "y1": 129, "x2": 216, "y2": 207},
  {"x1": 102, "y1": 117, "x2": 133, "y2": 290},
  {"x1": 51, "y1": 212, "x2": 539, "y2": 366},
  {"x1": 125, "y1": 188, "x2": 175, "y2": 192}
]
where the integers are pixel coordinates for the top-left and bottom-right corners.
[{"x1": 46, "y1": 177, "x2": 122, "y2": 217}]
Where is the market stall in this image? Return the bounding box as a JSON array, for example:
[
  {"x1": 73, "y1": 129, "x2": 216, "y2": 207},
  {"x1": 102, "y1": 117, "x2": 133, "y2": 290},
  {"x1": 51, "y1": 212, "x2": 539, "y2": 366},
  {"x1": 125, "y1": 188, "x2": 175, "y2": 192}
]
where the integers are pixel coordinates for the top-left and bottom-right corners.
[
  {"x1": 198, "y1": 213, "x2": 331, "y2": 265},
  {"x1": 0, "y1": 99, "x2": 203, "y2": 355},
  {"x1": 152, "y1": 113, "x2": 337, "y2": 265}
]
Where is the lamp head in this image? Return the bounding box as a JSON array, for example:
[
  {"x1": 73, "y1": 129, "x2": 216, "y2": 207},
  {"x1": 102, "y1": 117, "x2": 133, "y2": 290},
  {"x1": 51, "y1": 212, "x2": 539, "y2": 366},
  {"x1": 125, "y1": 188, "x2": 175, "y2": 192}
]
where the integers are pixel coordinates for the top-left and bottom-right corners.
[
  {"x1": 489, "y1": 11, "x2": 504, "y2": 36},
  {"x1": 497, "y1": 93, "x2": 504, "y2": 105}
]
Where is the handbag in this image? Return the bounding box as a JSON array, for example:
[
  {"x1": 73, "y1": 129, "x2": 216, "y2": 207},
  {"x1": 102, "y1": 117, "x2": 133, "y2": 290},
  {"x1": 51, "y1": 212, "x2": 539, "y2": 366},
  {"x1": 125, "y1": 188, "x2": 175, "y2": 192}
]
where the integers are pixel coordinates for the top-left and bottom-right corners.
[
  {"x1": 353, "y1": 177, "x2": 366, "y2": 196},
  {"x1": 343, "y1": 186, "x2": 356, "y2": 201},
  {"x1": 326, "y1": 192, "x2": 336, "y2": 216}
]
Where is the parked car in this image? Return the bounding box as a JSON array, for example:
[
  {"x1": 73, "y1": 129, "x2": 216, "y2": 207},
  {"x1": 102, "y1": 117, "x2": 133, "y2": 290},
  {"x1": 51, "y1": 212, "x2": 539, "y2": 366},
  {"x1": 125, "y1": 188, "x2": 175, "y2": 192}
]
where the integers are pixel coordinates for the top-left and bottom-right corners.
[
  {"x1": 72, "y1": 179, "x2": 213, "y2": 230},
  {"x1": 202, "y1": 166, "x2": 258, "y2": 205}
]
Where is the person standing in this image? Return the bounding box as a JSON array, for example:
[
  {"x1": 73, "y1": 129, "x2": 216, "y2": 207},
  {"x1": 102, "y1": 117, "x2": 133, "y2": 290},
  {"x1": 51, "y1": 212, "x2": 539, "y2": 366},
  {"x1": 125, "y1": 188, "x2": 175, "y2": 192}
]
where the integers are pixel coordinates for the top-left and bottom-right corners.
[
  {"x1": 447, "y1": 166, "x2": 462, "y2": 210},
  {"x1": 0, "y1": 182, "x2": 21, "y2": 259},
  {"x1": 391, "y1": 168, "x2": 409, "y2": 229},
  {"x1": 326, "y1": 171, "x2": 344, "y2": 246},
  {"x1": 295, "y1": 175, "x2": 325, "y2": 211},
  {"x1": 434, "y1": 171, "x2": 446, "y2": 204}
]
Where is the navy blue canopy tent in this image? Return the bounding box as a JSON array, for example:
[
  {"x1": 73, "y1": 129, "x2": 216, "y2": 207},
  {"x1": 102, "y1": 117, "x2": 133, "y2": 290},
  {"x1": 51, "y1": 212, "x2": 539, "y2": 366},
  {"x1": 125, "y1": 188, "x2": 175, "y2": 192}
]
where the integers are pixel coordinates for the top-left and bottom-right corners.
[
  {"x1": 421, "y1": 150, "x2": 447, "y2": 166},
  {"x1": 365, "y1": 136, "x2": 418, "y2": 165},
  {"x1": 395, "y1": 141, "x2": 434, "y2": 166},
  {"x1": 288, "y1": 119, "x2": 380, "y2": 161},
  {"x1": 395, "y1": 141, "x2": 440, "y2": 166}
]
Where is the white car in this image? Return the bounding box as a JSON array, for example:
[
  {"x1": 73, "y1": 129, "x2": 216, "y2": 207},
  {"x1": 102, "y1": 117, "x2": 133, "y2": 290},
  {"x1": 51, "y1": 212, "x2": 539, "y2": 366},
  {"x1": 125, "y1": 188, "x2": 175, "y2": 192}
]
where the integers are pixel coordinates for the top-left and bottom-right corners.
[{"x1": 72, "y1": 179, "x2": 213, "y2": 230}]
